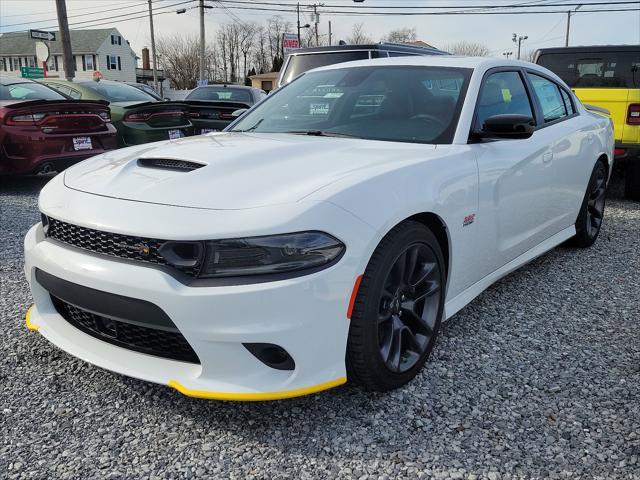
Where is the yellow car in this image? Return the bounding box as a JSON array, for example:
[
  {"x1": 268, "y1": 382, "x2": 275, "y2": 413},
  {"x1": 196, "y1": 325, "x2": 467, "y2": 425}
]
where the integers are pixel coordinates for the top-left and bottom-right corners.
[{"x1": 535, "y1": 45, "x2": 640, "y2": 200}]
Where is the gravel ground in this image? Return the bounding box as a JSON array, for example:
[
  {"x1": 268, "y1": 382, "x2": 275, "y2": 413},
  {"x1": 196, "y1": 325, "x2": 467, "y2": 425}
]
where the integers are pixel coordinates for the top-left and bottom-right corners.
[{"x1": 1, "y1": 173, "x2": 639, "y2": 480}]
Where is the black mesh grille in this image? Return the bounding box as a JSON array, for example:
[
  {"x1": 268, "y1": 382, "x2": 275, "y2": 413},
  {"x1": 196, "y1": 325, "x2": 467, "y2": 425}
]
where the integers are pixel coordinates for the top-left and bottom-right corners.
[
  {"x1": 51, "y1": 296, "x2": 200, "y2": 364},
  {"x1": 137, "y1": 158, "x2": 205, "y2": 171},
  {"x1": 44, "y1": 216, "x2": 199, "y2": 276}
]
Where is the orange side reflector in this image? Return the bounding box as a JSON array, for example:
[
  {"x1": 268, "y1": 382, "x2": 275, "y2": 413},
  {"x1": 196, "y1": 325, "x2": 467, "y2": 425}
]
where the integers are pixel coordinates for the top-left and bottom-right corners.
[{"x1": 347, "y1": 274, "x2": 363, "y2": 319}]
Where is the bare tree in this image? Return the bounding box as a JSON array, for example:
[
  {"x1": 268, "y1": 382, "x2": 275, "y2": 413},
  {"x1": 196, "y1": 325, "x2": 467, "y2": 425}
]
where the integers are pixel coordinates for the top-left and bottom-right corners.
[
  {"x1": 347, "y1": 23, "x2": 372, "y2": 44},
  {"x1": 156, "y1": 34, "x2": 202, "y2": 89},
  {"x1": 382, "y1": 27, "x2": 417, "y2": 43},
  {"x1": 266, "y1": 16, "x2": 292, "y2": 67},
  {"x1": 442, "y1": 40, "x2": 490, "y2": 57}
]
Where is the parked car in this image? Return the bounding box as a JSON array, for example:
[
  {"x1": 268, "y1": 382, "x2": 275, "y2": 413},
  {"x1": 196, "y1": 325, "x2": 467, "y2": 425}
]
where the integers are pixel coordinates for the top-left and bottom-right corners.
[
  {"x1": 183, "y1": 85, "x2": 266, "y2": 134},
  {"x1": 278, "y1": 42, "x2": 448, "y2": 87},
  {"x1": 124, "y1": 82, "x2": 163, "y2": 101},
  {"x1": 24, "y1": 57, "x2": 613, "y2": 400},
  {"x1": 0, "y1": 77, "x2": 117, "y2": 175},
  {"x1": 38, "y1": 79, "x2": 193, "y2": 146},
  {"x1": 535, "y1": 45, "x2": 640, "y2": 200}
]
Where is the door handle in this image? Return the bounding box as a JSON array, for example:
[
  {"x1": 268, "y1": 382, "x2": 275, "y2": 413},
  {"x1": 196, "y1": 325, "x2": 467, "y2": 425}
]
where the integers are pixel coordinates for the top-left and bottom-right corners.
[{"x1": 543, "y1": 152, "x2": 553, "y2": 163}]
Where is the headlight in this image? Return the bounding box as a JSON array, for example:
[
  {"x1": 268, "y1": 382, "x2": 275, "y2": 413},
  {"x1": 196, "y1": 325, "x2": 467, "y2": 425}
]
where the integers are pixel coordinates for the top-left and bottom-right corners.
[{"x1": 159, "y1": 231, "x2": 345, "y2": 279}]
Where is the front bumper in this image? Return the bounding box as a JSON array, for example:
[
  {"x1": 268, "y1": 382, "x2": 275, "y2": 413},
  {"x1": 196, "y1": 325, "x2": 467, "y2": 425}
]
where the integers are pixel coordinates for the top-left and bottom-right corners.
[{"x1": 24, "y1": 197, "x2": 374, "y2": 399}]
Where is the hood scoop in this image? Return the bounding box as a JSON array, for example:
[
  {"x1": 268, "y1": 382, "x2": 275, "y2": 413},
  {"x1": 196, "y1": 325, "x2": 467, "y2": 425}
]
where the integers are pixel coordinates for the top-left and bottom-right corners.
[{"x1": 137, "y1": 158, "x2": 205, "y2": 172}]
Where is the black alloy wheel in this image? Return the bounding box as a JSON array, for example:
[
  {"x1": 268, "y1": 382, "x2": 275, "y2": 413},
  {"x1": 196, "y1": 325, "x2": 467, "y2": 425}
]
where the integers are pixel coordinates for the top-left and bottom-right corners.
[
  {"x1": 585, "y1": 163, "x2": 607, "y2": 239},
  {"x1": 569, "y1": 160, "x2": 608, "y2": 248},
  {"x1": 347, "y1": 221, "x2": 446, "y2": 391},
  {"x1": 378, "y1": 243, "x2": 441, "y2": 373}
]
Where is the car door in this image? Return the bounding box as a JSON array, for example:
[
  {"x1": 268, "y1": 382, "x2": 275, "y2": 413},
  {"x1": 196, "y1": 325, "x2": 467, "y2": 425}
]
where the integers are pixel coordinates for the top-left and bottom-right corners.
[
  {"x1": 471, "y1": 69, "x2": 558, "y2": 277},
  {"x1": 525, "y1": 71, "x2": 589, "y2": 227}
]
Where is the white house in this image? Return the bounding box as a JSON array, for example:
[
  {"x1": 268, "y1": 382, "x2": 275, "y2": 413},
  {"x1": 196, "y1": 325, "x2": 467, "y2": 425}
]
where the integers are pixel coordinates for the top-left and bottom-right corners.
[{"x1": 0, "y1": 28, "x2": 137, "y2": 81}]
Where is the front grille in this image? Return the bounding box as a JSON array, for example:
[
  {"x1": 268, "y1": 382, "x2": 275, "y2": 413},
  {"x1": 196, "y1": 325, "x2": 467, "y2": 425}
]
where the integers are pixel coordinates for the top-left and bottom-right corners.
[
  {"x1": 51, "y1": 296, "x2": 200, "y2": 364},
  {"x1": 44, "y1": 216, "x2": 199, "y2": 277},
  {"x1": 138, "y1": 158, "x2": 205, "y2": 171}
]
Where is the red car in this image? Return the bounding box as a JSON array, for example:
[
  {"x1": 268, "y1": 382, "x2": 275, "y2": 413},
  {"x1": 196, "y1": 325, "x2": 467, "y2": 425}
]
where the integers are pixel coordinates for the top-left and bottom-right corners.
[{"x1": 0, "y1": 77, "x2": 117, "y2": 175}]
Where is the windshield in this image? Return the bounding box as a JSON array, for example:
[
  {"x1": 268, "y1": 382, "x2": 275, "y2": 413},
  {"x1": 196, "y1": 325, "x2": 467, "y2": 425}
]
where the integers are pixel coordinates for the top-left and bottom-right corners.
[
  {"x1": 0, "y1": 82, "x2": 65, "y2": 101},
  {"x1": 186, "y1": 87, "x2": 253, "y2": 102},
  {"x1": 281, "y1": 51, "x2": 371, "y2": 85},
  {"x1": 537, "y1": 51, "x2": 640, "y2": 88},
  {"x1": 230, "y1": 65, "x2": 471, "y2": 144},
  {"x1": 80, "y1": 81, "x2": 156, "y2": 102}
]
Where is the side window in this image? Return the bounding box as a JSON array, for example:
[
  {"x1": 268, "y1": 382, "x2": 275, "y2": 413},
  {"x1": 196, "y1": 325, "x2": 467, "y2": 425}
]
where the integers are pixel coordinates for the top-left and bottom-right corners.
[
  {"x1": 559, "y1": 88, "x2": 575, "y2": 115},
  {"x1": 475, "y1": 71, "x2": 533, "y2": 130},
  {"x1": 528, "y1": 73, "x2": 568, "y2": 123}
]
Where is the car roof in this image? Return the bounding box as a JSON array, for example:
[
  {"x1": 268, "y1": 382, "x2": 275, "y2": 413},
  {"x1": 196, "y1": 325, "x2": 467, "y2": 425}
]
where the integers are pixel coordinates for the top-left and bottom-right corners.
[
  {"x1": 288, "y1": 42, "x2": 447, "y2": 56},
  {"x1": 194, "y1": 84, "x2": 254, "y2": 90},
  {"x1": 311, "y1": 55, "x2": 538, "y2": 73},
  {"x1": 0, "y1": 76, "x2": 36, "y2": 86},
  {"x1": 536, "y1": 45, "x2": 639, "y2": 54}
]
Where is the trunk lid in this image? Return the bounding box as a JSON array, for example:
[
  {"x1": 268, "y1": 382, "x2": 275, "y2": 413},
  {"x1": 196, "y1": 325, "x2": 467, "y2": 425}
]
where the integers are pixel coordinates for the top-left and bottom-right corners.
[
  {"x1": 117, "y1": 101, "x2": 190, "y2": 128},
  {"x1": 3, "y1": 99, "x2": 111, "y2": 134}
]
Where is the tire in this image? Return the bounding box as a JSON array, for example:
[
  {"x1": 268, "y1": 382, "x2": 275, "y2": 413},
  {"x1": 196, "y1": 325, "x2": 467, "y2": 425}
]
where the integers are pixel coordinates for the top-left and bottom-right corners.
[
  {"x1": 346, "y1": 221, "x2": 446, "y2": 391},
  {"x1": 624, "y1": 160, "x2": 640, "y2": 202},
  {"x1": 569, "y1": 160, "x2": 607, "y2": 248}
]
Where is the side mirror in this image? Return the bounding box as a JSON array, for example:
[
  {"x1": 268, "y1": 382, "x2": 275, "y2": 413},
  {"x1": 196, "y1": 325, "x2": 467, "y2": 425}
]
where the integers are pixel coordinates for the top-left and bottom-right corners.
[
  {"x1": 474, "y1": 114, "x2": 535, "y2": 140},
  {"x1": 231, "y1": 108, "x2": 248, "y2": 118}
]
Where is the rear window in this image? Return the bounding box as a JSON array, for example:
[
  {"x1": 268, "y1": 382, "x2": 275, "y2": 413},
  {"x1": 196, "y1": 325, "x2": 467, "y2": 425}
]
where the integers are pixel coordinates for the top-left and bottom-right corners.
[
  {"x1": 80, "y1": 81, "x2": 156, "y2": 102},
  {"x1": 185, "y1": 87, "x2": 252, "y2": 102},
  {"x1": 537, "y1": 51, "x2": 640, "y2": 88},
  {"x1": 0, "y1": 82, "x2": 65, "y2": 101},
  {"x1": 280, "y1": 50, "x2": 371, "y2": 85}
]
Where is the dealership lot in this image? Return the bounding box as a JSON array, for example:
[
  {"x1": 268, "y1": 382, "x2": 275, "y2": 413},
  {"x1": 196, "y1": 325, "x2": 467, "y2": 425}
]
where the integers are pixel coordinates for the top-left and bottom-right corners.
[{"x1": 0, "y1": 173, "x2": 638, "y2": 479}]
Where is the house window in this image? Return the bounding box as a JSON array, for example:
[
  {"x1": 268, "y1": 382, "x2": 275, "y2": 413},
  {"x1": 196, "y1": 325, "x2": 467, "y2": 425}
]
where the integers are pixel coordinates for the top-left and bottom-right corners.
[
  {"x1": 106, "y1": 55, "x2": 118, "y2": 70},
  {"x1": 117, "y1": 56, "x2": 121, "y2": 70},
  {"x1": 0, "y1": 58, "x2": 5, "y2": 72},
  {"x1": 111, "y1": 34, "x2": 121, "y2": 45},
  {"x1": 81, "y1": 54, "x2": 94, "y2": 71}
]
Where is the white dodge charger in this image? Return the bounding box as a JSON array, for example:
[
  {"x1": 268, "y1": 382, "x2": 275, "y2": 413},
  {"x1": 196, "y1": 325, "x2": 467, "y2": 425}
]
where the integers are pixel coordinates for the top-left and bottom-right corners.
[{"x1": 24, "y1": 57, "x2": 613, "y2": 400}]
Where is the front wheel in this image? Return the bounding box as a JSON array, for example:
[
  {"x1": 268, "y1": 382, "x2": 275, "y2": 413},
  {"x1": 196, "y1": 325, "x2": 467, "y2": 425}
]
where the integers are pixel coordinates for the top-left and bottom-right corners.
[
  {"x1": 569, "y1": 160, "x2": 607, "y2": 248},
  {"x1": 346, "y1": 222, "x2": 446, "y2": 391}
]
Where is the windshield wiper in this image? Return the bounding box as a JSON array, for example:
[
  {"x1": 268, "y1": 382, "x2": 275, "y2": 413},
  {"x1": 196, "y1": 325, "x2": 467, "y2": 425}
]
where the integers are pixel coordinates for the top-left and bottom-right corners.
[
  {"x1": 285, "y1": 130, "x2": 359, "y2": 138},
  {"x1": 235, "y1": 118, "x2": 264, "y2": 132}
]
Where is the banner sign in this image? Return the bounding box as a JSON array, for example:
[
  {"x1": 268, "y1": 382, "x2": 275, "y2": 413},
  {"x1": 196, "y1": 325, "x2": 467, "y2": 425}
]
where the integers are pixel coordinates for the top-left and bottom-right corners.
[{"x1": 282, "y1": 33, "x2": 300, "y2": 55}]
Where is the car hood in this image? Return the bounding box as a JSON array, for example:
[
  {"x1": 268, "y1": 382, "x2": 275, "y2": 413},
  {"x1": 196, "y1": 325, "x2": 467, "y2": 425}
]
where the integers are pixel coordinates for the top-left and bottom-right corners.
[{"x1": 63, "y1": 132, "x2": 438, "y2": 210}]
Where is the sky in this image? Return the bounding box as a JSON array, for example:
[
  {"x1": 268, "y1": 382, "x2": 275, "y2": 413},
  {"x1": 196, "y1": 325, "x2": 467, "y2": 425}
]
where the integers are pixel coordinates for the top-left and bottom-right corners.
[{"x1": 1, "y1": 0, "x2": 639, "y2": 62}]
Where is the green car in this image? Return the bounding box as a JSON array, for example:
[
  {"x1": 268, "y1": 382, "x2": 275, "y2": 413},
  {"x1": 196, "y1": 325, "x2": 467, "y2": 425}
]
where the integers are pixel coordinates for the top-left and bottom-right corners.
[{"x1": 38, "y1": 79, "x2": 193, "y2": 146}]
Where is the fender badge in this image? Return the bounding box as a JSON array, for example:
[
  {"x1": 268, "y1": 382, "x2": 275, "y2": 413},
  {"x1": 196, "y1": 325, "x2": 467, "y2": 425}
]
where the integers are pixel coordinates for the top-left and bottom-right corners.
[{"x1": 463, "y1": 214, "x2": 476, "y2": 227}]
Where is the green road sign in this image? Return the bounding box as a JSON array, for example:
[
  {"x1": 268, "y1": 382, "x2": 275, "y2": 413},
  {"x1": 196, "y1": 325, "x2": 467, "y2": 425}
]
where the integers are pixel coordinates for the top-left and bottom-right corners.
[{"x1": 21, "y1": 66, "x2": 45, "y2": 79}]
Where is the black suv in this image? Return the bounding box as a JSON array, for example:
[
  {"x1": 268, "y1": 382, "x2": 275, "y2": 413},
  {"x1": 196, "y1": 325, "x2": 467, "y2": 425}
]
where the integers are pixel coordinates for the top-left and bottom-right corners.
[{"x1": 278, "y1": 42, "x2": 448, "y2": 87}]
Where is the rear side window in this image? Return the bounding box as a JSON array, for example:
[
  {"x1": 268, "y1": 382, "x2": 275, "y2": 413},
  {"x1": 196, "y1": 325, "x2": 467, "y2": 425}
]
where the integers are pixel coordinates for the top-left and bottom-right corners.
[
  {"x1": 537, "y1": 51, "x2": 640, "y2": 88},
  {"x1": 528, "y1": 74, "x2": 568, "y2": 123},
  {"x1": 475, "y1": 71, "x2": 533, "y2": 130},
  {"x1": 280, "y1": 51, "x2": 370, "y2": 85},
  {"x1": 0, "y1": 82, "x2": 66, "y2": 101},
  {"x1": 559, "y1": 88, "x2": 575, "y2": 115}
]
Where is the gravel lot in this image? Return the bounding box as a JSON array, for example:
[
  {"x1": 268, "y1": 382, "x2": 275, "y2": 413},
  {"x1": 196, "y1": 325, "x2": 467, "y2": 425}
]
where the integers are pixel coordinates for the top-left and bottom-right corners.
[{"x1": 1, "y1": 173, "x2": 639, "y2": 480}]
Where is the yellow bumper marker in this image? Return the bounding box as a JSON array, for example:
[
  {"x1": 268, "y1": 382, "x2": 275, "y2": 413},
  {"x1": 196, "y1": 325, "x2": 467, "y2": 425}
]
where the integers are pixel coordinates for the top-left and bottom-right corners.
[
  {"x1": 168, "y1": 376, "x2": 347, "y2": 402},
  {"x1": 25, "y1": 305, "x2": 40, "y2": 331}
]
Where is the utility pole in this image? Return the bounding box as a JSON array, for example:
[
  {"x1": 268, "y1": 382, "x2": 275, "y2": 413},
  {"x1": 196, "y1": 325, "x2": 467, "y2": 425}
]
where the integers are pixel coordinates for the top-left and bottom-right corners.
[
  {"x1": 55, "y1": 0, "x2": 74, "y2": 80},
  {"x1": 199, "y1": 0, "x2": 205, "y2": 83},
  {"x1": 313, "y1": 4, "x2": 319, "y2": 46},
  {"x1": 147, "y1": 0, "x2": 158, "y2": 91},
  {"x1": 328, "y1": 20, "x2": 332, "y2": 46},
  {"x1": 297, "y1": 3, "x2": 301, "y2": 44},
  {"x1": 565, "y1": 5, "x2": 582, "y2": 47},
  {"x1": 512, "y1": 33, "x2": 528, "y2": 60}
]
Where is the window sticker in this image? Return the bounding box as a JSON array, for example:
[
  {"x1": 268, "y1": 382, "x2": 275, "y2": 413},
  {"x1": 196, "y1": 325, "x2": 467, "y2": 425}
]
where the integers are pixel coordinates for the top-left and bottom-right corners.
[{"x1": 309, "y1": 103, "x2": 330, "y2": 115}]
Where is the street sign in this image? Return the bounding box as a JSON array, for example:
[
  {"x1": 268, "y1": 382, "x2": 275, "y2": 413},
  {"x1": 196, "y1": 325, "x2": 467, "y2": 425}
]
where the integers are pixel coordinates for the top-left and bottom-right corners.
[
  {"x1": 35, "y1": 42, "x2": 50, "y2": 63},
  {"x1": 21, "y1": 66, "x2": 45, "y2": 79},
  {"x1": 29, "y1": 29, "x2": 56, "y2": 42},
  {"x1": 282, "y1": 33, "x2": 299, "y2": 55}
]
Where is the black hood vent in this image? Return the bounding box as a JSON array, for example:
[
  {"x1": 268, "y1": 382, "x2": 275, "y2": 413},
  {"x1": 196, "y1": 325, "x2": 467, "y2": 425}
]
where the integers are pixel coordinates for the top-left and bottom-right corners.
[{"x1": 137, "y1": 158, "x2": 205, "y2": 172}]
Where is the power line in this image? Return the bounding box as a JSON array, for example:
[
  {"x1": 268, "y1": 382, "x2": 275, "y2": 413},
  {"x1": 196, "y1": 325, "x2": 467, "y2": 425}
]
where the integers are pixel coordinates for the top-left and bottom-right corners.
[
  {"x1": 0, "y1": 0, "x2": 196, "y2": 29},
  {"x1": 0, "y1": 0, "x2": 145, "y2": 18}
]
